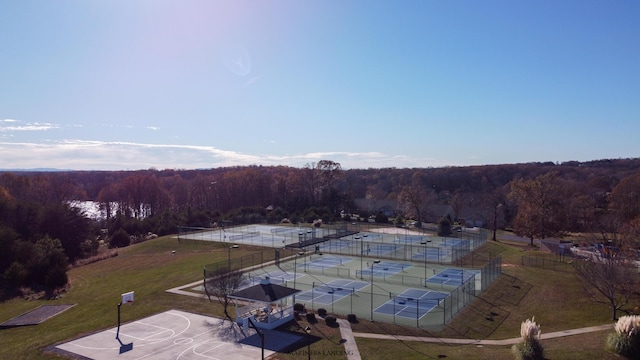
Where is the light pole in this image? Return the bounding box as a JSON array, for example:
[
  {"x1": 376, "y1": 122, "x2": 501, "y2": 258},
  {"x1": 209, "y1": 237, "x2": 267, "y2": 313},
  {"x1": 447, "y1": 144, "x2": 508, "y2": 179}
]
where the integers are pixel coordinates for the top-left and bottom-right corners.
[
  {"x1": 355, "y1": 236, "x2": 362, "y2": 278},
  {"x1": 305, "y1": 326, "x2": 312, "y2": 360},
  {"x1": 370, "y1": 259, "x2": 380, "y2": 320},
  {"x1": 228, "y1": 244, "x2": 239, "y2": 271},
  {"x1": 293, "y1": 251, "x2": 304, "y2": 303},
  {"x1": 420, "y1": 240, "x2": 427, "y2": 283}
]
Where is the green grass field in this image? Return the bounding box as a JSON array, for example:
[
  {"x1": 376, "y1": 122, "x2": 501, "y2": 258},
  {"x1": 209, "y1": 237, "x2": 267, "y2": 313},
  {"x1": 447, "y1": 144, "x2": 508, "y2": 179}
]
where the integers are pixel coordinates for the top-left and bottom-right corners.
[{"x1": 0, "y1": 234, "x2": 636, "y2": 359}]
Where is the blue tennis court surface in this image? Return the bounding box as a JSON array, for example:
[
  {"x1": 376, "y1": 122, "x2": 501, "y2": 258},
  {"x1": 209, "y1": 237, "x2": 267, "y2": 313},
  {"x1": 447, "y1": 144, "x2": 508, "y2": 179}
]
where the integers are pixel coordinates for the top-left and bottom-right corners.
[
  {"x1": 392, "y1": 235, "x2": 429, "y2": 244},
  {"x1": 301, "y1": 255, "x2": 351, "y2": 270},
  {"x1": 360, "y1": 232, "x2": 383, "y2": 241},
  {"x1": 374, "y1": 288, "x2": 448, "y2": 319},
  {"x1": 356, "y1": 261, "x2": 411, "y2": 278},
  {"x1": 361, "y1": 243, "x2": 399, "y2": 256},
  {"x1": 426, "y1": 268, "x2": 477, "y2": 286},
  {"x1": 296, "y1": 279, "x2": 369, "y2": 305},
  {"x1": 241, "y1": 271, "x2": 302, "y2": 289},
  {"x1": 319, "y1": 239, "x2": 352, "y2": 252},
  {"x1": 410, "y1": 247, "x2": 452, "y2": 262}
]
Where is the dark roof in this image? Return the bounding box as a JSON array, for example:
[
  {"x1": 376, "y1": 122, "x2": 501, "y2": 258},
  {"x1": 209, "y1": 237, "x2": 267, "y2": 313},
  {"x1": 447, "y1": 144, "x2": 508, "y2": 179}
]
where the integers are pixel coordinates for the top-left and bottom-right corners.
[{"x1": 230, "y1": 281, "x2": 300, "y2": 302}]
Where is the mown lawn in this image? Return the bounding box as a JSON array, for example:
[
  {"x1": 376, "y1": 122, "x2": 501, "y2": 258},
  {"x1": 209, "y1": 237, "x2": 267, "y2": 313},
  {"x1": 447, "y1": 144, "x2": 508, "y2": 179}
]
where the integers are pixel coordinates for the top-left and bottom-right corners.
[{"x1": 0, "y1": 235, "x2": 636, "y2": 359}]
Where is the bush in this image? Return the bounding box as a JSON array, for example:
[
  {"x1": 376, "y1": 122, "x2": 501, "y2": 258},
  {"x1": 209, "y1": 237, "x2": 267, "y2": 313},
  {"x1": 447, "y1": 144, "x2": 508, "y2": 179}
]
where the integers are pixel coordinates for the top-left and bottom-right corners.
[
  {"x1": 317, "y1": 308, "x2": 327, "y2": 317},
  {"x1": 437, "y1": 217, "x2": 452, "y2": 236},
  {"x1": 511, "y1": 339, "x2": 544, "y2": 360},
  {"x1": 606, "y1": 315, "x2": 640, "y2": 358},
  {"x1": 305, "y1": 312, "x2": 316, "y2": 323},
  {"x1": 109, "y1": 228, "x2": 130, "y2": 248},
  {"x1": 375, "y1": 212, "x2": 389, "y2": 224},
  {"x1": 325, "y1": 315, "x2": 337, "y2": 327},
  {"x1": 511, "y1": 317, "x2": 544, "y2": 360},
  {"x1": 294, "y1": 303, "x2": 306, "y2": 312},
  {"x1": 347, "y1": 314, "x2": 358, "y2": 323}
]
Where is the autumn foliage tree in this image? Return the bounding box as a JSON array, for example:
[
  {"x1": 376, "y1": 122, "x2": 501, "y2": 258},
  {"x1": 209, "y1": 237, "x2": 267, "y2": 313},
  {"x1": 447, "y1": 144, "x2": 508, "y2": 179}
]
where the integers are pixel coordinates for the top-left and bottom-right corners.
[{"x1": 508, "y1": 172, "x2": 566, "y2": 246}]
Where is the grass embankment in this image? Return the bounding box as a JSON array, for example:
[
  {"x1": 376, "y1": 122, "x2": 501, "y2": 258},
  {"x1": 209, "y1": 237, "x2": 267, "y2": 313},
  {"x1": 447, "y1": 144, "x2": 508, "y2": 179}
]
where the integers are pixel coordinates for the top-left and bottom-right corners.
[
  {"x1": 0, "y1": 235, "x2": 637, "y2": 359},
  {"x1": 347, "y1": 239, "x2": 634, "y2": 359},
  {"x1": 0, "y1": 238, "x2": 270, "y2": 359}
]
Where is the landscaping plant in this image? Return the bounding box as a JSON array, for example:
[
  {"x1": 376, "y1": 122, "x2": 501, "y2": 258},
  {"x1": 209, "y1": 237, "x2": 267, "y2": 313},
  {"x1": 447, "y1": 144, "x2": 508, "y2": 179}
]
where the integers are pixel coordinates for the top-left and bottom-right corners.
[
  {"x1": 512, "y1": 317, "x2": 544, "y2": 360},
  {"x1": 606, "y1": 315, "x2": 640, "y2": 358}
]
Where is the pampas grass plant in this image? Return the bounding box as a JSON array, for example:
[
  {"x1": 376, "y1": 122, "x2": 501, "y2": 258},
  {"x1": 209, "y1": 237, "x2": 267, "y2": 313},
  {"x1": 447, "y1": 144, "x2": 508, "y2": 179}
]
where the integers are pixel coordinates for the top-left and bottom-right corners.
[
  {"x1": 606, "y1": 315, "x2": 640, "y2": 358},
  {"x1": 512, "y1": 317, "x2": 544, "y2": 360}
]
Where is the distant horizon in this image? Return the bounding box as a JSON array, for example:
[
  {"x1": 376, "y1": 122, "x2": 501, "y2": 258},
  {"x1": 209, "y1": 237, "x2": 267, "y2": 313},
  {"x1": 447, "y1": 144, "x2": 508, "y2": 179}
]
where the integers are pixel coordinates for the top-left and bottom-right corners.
[
  {"x1": 1, "y1": 156, "x2": 637, "y2": 173},
  {"x1": 2, "y1": 1, "x2": 639, "y2": 171}
]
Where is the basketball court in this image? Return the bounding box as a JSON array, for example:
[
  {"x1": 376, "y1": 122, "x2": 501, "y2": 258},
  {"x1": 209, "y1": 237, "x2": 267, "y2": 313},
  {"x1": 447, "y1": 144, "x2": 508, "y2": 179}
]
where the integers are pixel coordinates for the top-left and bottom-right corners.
[{"x1": 54, "y1": 310, "x2": 303, "y2": 360}]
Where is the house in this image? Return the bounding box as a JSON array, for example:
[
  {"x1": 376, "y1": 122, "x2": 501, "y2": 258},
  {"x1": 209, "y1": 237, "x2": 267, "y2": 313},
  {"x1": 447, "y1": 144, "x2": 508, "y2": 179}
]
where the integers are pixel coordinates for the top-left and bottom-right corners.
[
  {"x1": 539, "y1": 238, "x2": 573, "y2": 256},
  {"x1": 458, "y1": 206, "x2": 507, "y2": 228},
  {"x1": 354, "y1": 198, "x2": 400, "y2": 217},
  {"x1": 230, "y1": 277, "x2": 300, "y2": 330},
  {"x1": 423, "y1": 204, "x2": 456, "y2": 223}
]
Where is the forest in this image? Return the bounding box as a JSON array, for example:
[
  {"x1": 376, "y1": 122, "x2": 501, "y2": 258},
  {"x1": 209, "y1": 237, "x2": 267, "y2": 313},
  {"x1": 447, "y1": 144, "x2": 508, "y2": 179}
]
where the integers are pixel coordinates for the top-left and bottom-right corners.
[{"x1": 1, "y1": 157, "x2": 640, "y2": 298}]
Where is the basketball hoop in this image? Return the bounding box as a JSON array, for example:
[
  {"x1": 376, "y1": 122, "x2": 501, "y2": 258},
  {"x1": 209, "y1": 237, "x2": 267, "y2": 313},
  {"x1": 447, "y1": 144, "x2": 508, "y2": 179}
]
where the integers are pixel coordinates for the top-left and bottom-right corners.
[
  {"x1": 121, "y1": 291, "x2": 134, "y2": 305},
  {"x1": 116, "y1": 291, "x2": 134, "y2": 343}
]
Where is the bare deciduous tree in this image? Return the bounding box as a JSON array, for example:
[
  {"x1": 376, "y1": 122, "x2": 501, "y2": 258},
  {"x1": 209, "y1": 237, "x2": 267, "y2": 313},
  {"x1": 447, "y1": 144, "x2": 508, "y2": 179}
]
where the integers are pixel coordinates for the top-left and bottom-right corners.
[
  {"x1": 575, "y1": 255, "x2": 638, "y2": 321},
  {"x1": 204, "y1": 269, "x2": 246, "y2": 320},
  {"x1": 575, "y1": 214, "x2": 640, "y2": 320},
  {"x1": 397, "y1": 173, "x2": 432, "y2": 227}
]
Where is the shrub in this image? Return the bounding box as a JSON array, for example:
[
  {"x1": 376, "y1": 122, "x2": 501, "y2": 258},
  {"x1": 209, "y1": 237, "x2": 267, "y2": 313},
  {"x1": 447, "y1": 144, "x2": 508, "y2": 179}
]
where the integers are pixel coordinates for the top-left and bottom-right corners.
[
  {"x1": 305, "y1": 312, "x2": 316, "y2": 323},
  {"x1": 437, "y1": 217, "x2": 452, "y2": 236},
  {"x1": 347, "y1": 314, "x2": 358, "y2": 323},
  {"x1": 511, "y1": 340, "x2": 544, "y2": 360},
  {"x1": 511, "y1": 317, "x2": 543, "y2": 360},
  {"x1": 294, "y1": 303, "x2": 306, "y2": 312},
  {"x1": 109, "y1": 228, "x2": 130, "y2": 248},
  {"x1": 325, "y1": 315, "x2": 337, "y2": 327},
  {"x1": 606, "y1": 315, "x2": 640, "y2": 358},
  {"x1": 317, "y1": 308, "x2": 327, "y2": 317}
]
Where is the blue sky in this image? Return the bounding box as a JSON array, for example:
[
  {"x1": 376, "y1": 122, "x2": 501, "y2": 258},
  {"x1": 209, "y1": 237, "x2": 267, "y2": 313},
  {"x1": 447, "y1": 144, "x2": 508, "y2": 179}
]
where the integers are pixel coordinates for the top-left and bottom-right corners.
[{"x1": 1, "y1": 1, "x2": 639, "y2": 170}]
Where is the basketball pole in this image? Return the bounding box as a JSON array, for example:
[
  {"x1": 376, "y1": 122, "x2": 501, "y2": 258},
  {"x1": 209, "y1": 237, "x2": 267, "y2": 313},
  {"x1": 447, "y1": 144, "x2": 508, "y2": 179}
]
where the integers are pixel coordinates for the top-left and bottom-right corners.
[{"x1": 116, "y1": 302, "x2": 122, "y2": 340}]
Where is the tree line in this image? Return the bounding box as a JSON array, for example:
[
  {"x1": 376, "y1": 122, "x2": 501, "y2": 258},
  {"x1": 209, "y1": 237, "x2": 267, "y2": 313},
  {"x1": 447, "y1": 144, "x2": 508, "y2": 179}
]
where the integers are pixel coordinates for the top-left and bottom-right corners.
[{"x1": 1, "y1": 158, "x2": 640, "y2": 298}]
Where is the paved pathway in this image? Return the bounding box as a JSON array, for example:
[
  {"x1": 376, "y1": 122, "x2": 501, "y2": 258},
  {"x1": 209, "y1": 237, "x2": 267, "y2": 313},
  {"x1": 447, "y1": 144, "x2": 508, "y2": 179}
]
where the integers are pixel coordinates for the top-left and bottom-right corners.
[
  {"x1": 336, "y1": 319, "x2": 362, "y2": 360},
  {"x1": 333, "y1": 319, "x2": 613, "y2": 360},
  {"x1": 351, "y1": 323, "x2": 613, "y2": 346}
]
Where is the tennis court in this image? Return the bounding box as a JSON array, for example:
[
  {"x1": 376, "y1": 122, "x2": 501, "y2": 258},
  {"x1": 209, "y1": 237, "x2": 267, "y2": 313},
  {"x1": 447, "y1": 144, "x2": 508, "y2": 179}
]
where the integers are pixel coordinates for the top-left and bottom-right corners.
[
  {"x1": 186, "y1": 224, "x2": 499, "y2": 328},
  {"x1": 295, "y1": 279, "x2": 369, "y2": 305},
  {"x1": 410, "y1": 247, "x2": 453, "y2": 262},
  {"x1": 374, "y1": 288, "x2": 448, "y2": 319},
  {"x1": 302, "y1": 255, "x2": 352, "y2": 270},
  {"x1": 441, "y1": 238, "x2": 470, "y2": 248},
  {"x1": 426, "y1": 268, "x2": 477, "y2": 287},
  {"x1": 392, "y1": 235, "x2": 429, "y2": 244},
  {"x1": 356, "y1": 260, "x2": 411, "y2": 278},
  {"x1": 362, "y1": 243, "x2": 399, "y2": 256}
]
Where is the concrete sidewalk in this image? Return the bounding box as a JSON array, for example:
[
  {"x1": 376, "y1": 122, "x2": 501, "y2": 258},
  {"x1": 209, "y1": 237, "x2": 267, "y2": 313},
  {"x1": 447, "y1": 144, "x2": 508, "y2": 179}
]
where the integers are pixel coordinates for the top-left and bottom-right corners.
[
  {"x1": 351, "y1": 323, "x2": 613, "y2": 346},
  {"x1": 337, "y1": 319, "x2": 362, "y2": 360}
]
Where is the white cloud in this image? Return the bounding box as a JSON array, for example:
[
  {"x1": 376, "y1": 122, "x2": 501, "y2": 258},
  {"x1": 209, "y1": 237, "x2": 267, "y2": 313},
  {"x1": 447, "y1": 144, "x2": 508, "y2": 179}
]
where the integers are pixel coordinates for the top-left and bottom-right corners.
[
  {"x1": 0, "y1": 119, "x2": 59, "y2": 132},
  {"x1": 0, "y1": 140, "x2": 452, "y2": 170}
]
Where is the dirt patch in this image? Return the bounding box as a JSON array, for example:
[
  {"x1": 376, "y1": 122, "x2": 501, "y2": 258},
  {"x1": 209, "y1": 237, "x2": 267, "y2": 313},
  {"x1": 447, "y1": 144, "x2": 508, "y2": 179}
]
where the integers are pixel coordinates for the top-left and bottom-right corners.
[{"x1": 0, "y1": 304, "x2": 76, "y2": 328}]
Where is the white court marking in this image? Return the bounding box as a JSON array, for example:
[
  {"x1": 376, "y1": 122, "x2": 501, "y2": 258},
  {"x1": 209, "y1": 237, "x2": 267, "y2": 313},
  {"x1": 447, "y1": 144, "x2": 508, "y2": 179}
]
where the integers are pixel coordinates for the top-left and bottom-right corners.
[{"x1": 55, "y1": 310, "x2": 276, "y2": 360}]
